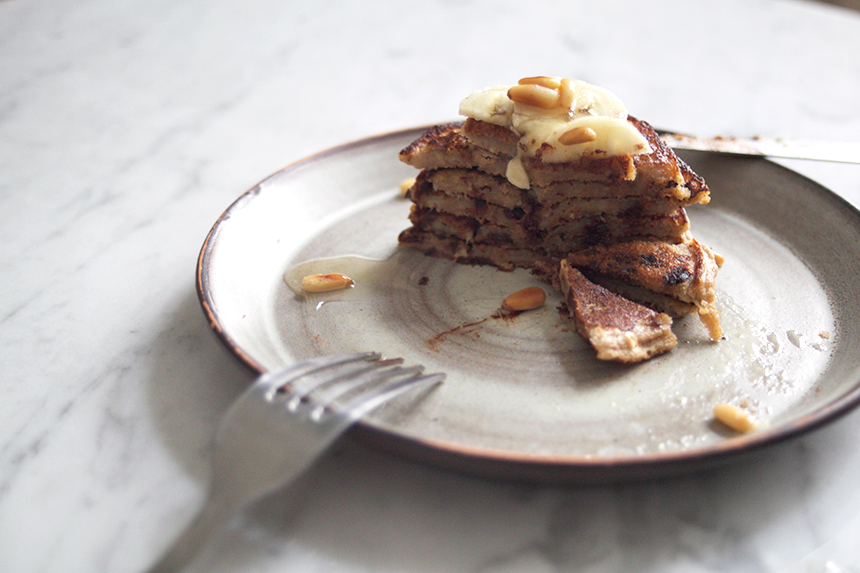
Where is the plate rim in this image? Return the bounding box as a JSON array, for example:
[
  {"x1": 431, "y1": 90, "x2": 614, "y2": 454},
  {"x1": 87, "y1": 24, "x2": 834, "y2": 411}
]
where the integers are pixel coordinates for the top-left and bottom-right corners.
[{"x1": 196, "y1": 125, "x2": 860, "y2": 482}]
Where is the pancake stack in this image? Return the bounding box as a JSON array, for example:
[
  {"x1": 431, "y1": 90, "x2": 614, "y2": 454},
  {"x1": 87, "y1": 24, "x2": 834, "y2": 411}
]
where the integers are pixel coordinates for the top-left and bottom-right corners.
[{"x1": 398, "y1": 77, "x2": 722, "y2": 361}]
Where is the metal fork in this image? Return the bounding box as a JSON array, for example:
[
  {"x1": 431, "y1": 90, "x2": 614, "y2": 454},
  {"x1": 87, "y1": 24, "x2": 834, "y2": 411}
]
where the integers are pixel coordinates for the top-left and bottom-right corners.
[{"x1": 144, "y1": 352, "x2": 443, "y2": 573}]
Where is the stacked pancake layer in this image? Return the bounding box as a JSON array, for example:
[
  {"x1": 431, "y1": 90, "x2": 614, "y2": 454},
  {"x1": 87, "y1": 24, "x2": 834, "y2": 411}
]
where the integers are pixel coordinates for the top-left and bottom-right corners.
[{"x1": 399, "y1": 118, "x2": 709, "y2": 272}]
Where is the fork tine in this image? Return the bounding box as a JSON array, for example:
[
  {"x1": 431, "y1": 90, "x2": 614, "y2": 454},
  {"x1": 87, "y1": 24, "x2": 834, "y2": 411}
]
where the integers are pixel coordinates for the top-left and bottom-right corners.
[
  {"x1": 307, "y1": 363, "x2": 426, "y2": 419},
  {"x1": 260, "y1": 352, "x2": 381, "y2": 395},
  {"x1": 338, "y1": 371, "x2": 445, "y2": 422},
  {"x1": 286, "y1": 357, "x2": 404, "y2": 404}
]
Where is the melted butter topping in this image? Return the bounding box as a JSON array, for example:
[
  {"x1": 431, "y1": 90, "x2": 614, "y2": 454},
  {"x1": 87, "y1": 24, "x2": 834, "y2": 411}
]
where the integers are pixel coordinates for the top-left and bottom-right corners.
[{"x1": 458, "y1": 78, "x2": 652, "y2": 188}]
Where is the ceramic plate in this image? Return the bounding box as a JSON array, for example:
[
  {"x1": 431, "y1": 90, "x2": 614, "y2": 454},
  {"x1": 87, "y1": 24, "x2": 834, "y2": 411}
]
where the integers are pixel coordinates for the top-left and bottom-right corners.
[{"x1": 197, "y1": 127, "x2": 860, "y2": 482}]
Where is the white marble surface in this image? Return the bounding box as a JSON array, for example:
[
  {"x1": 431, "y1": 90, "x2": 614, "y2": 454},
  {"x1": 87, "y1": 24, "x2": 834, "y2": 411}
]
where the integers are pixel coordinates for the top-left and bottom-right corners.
[{"x1": 2, "y1": 0, "x2": 860, "y2": 571}]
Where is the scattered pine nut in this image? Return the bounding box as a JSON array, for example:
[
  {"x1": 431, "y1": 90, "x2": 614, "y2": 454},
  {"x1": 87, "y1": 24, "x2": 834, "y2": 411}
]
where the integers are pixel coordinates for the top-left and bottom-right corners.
[
  {"x1": 301, "y1": 273, "x2": 355, "y2": 293},
  {"x1": 713, "y1": 403, "x2": 756, "y2": 433},
  {"x1": 502, "y1": 286, "x2": 546, "y2": 312}
]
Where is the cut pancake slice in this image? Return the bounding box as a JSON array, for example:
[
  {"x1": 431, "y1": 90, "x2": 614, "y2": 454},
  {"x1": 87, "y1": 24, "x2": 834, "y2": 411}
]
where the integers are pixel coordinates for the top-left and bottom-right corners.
[
  {"x1": 558, "y1": 260, "x2": 678, "y2": 363},
  {"x1": 563, "y1": 238, "x2": 723, "y2": 340}
]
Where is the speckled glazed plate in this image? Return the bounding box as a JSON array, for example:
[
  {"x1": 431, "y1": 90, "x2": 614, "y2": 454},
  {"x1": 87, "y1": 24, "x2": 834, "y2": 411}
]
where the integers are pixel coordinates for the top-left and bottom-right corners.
[{"x1": 197, "y1": 126, "x2": 860, "y2": 482}]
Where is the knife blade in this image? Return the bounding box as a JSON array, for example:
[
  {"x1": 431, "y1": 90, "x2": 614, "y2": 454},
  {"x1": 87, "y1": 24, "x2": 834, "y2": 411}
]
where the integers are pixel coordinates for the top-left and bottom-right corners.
[{"x1": 657, "y1": 131, "x2": 860, "y2": 164}]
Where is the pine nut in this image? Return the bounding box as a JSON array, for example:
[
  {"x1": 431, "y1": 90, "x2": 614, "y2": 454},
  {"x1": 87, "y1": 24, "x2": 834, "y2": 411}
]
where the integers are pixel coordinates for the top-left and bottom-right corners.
[
  {"x1": 301, "y1": 273, "x2": 355, "y2": 293},
  {"x1": 502, "y1": 286, "x2": 546, "y2": 312},
  {"x1": 558, "y1": 77, "x2": 574, "y2": 109},
  {"x1": 558, "y1": 126, "x2": 598, "y2": 145},
  {"x1": 518, "y1": 76, "x2": 561, "y2": 90},
  {"x1": 507, "y1": 84, "x2": 560, "y2": 109},
  {"x1": 713, "y1": 403, "x2": 756, "y2": 433}
]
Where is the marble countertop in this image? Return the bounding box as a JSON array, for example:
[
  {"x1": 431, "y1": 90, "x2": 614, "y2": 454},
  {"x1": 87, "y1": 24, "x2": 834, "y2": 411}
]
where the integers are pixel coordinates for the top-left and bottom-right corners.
[{"x1": 3, "y1": 0, "x2": 860, "y2": 571}]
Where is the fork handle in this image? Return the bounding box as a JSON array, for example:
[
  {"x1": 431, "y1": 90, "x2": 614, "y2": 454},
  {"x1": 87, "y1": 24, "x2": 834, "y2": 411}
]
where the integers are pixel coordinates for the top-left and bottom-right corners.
[{"x1": 143, "y1": 497, "x2": 233, "y2": 573}]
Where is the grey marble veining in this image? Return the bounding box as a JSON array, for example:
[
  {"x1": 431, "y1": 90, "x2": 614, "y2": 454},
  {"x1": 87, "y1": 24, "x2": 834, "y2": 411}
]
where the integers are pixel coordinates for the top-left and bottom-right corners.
[{"x1": 2, "y1": 0, "x2": 860, "y2": 571}]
